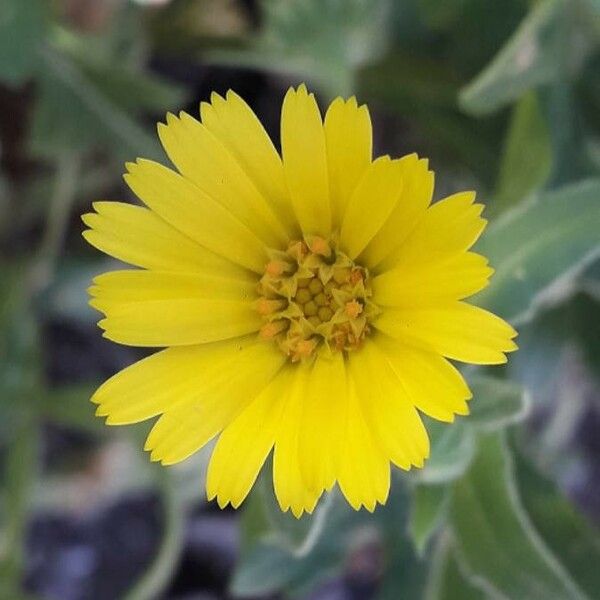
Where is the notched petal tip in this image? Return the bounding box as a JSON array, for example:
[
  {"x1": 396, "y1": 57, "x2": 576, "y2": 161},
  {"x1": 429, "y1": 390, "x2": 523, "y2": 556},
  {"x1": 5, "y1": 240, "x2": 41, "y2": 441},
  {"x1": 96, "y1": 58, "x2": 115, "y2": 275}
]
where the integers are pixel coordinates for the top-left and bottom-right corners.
[
  {"x1": 123, "y1": 161, "x2": 137, "y2": 174},
  {"x1": 217, "y1": 495, "x2": 233, "y2": 510},
  {"x1": 165, "y1": 111, "x2": 178, "y2": 125}
]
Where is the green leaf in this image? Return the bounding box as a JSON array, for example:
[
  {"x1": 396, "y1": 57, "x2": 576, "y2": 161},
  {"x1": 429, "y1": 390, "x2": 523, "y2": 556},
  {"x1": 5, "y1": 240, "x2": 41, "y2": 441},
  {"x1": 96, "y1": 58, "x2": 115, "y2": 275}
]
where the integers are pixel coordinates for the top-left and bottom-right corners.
[
  {"x1": 417, "y1": 421, "x2": 475, "y2": 484},
  {"x1": 56, "y1": 33, "x2": 186, "y2": 115},
  {"x1": 0, "y1": 0, "x2": 48, "y2": 86},
  {"x1": 409, "y1": 485, "x2": 449, "y2": 556},
  {"x1": 233, "y1": 485, "x2": 424, "y2": 598},
  {"x1": 425, "y1": 535, "x2": 485, "y2": 600},
  {"x1": 468, "y1": 376, "x2": 529, "y2": 430},
  {"x1": 459, "y1": 0, "x2": 599, "y2": 115},
  {"x1": 256, "y1": 469, "x2": 334, "y2": 557},
  {"x1": 207, "y1": 0, "x2": 393, "y2": 97},
  {"x1": 231, "y1": 542, "x2": 306, "y2": 597},
  {"x1": 474, "y1": 178, "x2": 600, "y2": 324},
  {"x1": 542, "y1": 80, "x2": 597, "y2": 186},
  {"x1": 30, "y1": 46, "x2": 162, "y2": 161},
  {"x1": 451, "y1": 432, "x2": 587, "y2": 599},
  {"x1": 418, "y1": 0, "x2": 470, "y2": 30},
  {"x1": 493, "y1": 91, "x2": 552, "y2": 216},
  {"x1": 514, "y1": 451, "x2": 600, "y2": 599}
]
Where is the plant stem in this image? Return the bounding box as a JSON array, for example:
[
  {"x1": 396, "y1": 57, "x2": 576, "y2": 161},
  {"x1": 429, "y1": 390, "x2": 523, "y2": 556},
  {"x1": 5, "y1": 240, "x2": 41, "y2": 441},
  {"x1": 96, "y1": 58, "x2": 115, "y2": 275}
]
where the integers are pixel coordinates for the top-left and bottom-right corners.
[
  {"x1": 0, "y1": 152, "x2": 81, "y2": 596},
  {"x1": 0, "y1": 416, "x2": 40, "y2": 597},
  {"x1": 29, "y1": 151, "x2": 81, "y2": 295},
  {"x1": 123, "y1": 469, "x2": 185, "y2": 600}
]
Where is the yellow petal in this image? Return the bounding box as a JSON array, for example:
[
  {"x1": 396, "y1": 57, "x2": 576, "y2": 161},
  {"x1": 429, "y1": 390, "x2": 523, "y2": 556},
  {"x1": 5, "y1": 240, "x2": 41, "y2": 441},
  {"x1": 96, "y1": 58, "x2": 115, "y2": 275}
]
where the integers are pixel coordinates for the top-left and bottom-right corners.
[
  {"x1": 93, "y1": 334, "x2": 260, "y2": 425},
  {"x1": 360, "y1": 156, "x2": 432, "y2": 269},
  {"x1": 298, "y1": 352, "x2": 347, "y2": 492},
  {"x1": 95, "y1": 294, "x2": 261, "y2": 347},
  {"x1": 157, "y1": 111, "x2": 289, "y2": 247},
  {"x1": 349, "y1": 341, "x2": 430, "y2": 469},
  {"x1": 337, "y1": 381, "x2": 390, "y2": 511},
  {"x1": 273, "y1": 362, "x2": 323, "y2": 517},
  {"x1": 281, "y1": 85, "x2": 331, "y2": 237},
  {"x1": 380, "y1": 191, "x2": 486, "y2": 272},
  {"x1": 82, "y1": 201, "x2": 241, "y2": 274},
  {"x1": 372, "y1": 252, "x2": 493, "y2": 307},
  {"x1": 339, "y1": 156, "x2": 403, "y2": 259},
  {"x1": 375, "y1": 334, "x2": 471, "y2": 422},
  {"x1": 206, "y1": 367, "x2": 290, "y2": 509},
  {"x1": 374, "y1": 302, "x2": 518, "y2": 364},
  {"x1": 89, "y1": 269, "x2": 256, "y2": 304},
  {"x1": 144, "y1": 338, "x2": 286, "y2": 465},
  {"x1": 124, "y1": 160, "x2": 267, "y2": 273},
  {"x1": 324, "y1": 96, "x2": 372, "y2": 228},
  {"x1": 200, "y1": 90, "x2": 298, "y2": 236}
]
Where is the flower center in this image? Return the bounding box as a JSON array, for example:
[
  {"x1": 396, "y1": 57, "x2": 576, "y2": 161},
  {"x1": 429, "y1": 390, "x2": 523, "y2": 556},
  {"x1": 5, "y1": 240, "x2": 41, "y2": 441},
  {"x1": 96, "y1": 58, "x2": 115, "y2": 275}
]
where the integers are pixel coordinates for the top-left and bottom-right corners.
[{"x1": 256, "y1": 236, "x2": 380, "y2": 362}]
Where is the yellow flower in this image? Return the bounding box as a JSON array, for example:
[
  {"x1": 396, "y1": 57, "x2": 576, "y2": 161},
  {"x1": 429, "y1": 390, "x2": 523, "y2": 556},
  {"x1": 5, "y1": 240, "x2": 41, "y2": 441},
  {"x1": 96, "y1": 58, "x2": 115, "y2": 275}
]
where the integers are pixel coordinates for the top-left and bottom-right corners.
[{"x1": 83, "y1": 85, "x2": 517, "y2": 517}]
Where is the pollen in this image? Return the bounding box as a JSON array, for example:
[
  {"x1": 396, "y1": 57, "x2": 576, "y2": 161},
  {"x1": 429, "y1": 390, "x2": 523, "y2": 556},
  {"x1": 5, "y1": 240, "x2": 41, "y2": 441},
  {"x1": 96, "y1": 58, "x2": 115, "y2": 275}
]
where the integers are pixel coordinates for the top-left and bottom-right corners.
[{"x1": 257, "y1": 237, "x2": 380, "y2": 361}]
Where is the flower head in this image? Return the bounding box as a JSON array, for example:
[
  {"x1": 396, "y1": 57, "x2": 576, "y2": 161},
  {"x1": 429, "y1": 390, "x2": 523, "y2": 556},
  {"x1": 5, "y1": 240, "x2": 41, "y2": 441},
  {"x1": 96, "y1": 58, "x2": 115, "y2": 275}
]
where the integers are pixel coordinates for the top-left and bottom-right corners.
[{"x1": 83, "y1": 85, "x2": 517, "y2": 517}]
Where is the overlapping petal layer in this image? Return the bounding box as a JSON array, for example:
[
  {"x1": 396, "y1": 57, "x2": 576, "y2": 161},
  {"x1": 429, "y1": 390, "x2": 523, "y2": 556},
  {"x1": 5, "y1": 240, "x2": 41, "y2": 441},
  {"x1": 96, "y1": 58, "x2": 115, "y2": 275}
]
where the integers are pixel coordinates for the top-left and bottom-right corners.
[{"x1": 84, "y1": 85, "x2": 517, "y2": 516}]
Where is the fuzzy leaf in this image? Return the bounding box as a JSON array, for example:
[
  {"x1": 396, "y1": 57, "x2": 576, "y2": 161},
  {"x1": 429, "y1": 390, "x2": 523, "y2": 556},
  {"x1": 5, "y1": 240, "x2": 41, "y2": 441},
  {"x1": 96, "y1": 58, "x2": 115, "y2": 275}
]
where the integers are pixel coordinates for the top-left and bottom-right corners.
[
  {"x1": 493, "y1": 91, "x2": 552, "y2": 216},
  {"x1": 468, "y1": 377, "x2": 529, "y2": 430},
  {"x1": 474, "y1": 178, "x2": 600, "y2": 324},
  {"x1": 30, "y1": 47, "x2": 162, "y2": 161},
  {"x1": 409, "y1": 485, "x2": 449, "y2": 556},
  {"x1": 417, "y1": 422, "x2": 476, "y2": 485},
  {"x1": 451, "y1": 432, "x2": 587, "y2": 599},
  {"x1": 514, "y1": 452, "x2": 600, "y2": 599},
  {"x1": 0, "y1": 0, "x2": 48, "y2": 86},
  {"x1": 459, "y1": 0, "x2": 598, "y2": 115}
]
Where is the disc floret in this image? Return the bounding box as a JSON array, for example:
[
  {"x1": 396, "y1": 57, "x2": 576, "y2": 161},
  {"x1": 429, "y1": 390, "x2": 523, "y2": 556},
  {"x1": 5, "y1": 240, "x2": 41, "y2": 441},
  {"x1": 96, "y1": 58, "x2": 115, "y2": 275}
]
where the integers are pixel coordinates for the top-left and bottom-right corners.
[{"x1": 257, "y1": 237, "x2": 380, "y2": 361}]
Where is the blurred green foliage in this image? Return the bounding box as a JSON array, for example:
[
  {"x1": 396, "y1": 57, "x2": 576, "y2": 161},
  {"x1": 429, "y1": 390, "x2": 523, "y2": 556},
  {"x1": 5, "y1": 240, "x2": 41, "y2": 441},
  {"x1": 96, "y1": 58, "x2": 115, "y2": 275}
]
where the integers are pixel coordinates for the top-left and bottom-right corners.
[{"x1": 1, "y1": 0, "x2": 599, "y2": 598}]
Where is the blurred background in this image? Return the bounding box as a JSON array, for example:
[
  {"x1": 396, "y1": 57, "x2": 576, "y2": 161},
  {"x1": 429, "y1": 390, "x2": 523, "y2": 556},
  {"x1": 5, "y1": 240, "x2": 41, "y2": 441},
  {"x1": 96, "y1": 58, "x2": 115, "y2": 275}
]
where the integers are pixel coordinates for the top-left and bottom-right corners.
[{"x1": 1, "y1": 0, "x2": 599, "y2": 598}]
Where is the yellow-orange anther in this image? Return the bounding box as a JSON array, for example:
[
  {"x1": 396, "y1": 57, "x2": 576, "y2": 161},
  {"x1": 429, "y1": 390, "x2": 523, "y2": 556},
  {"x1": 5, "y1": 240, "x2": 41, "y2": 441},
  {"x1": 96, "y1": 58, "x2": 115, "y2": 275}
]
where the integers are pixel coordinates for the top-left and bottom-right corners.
[
  {"x1": 307, "y1": 236, "x2": 331, "y2": 257},
  {"x1": 256, "y1": 298, "x2": 285, "y2": 316},
  {"x1": 260, "y1": 320, "x2": 287, "y2": 339},
  {"x1": 291, "y1": 338, "x2": 318, "y2": 362},
  {"x1": 345, "y1": 300, "x2": 363, "y2": 319},
  {"x1": 349, "y1": 268, "x2": 364, "y2": 286},
  {"x1": 265, "y1": 260, "x2": 287, "y2": 277}
]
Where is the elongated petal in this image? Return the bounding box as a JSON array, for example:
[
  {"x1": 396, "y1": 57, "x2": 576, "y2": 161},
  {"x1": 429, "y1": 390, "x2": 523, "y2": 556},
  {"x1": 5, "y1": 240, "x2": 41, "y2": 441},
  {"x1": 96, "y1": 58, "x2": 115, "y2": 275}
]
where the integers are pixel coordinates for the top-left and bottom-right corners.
[
  {"x1": 157, "y1": 112, "x2": 288, "y2": 247},
  {"x1": 200, "y1": 90, "x2": 298, "y2": 235},
  {"x1": 273, "y1": 362, "x2": 323, "y2": 517},
  {"x1": 144, "y1": 339, "x2": 286, "y2": 465},
  {"x1": 206, "y1": 368, "x2": 290, "y2": 509},
  {"x1": 337, "y1": 382, "x2": 390, "y2": 512},
  {"x1": 95, "y1": 297, "x2": 261, "y2": 347},
  {"x1": 324, "y1": 96, "x2": 372, "y2": 228},
  {"x1": 124, "y1": 160, "x2": 267, "y2": 273},
  {"x1": 349, "y1": 341, "x2": 430, "y2": 469},
  {"x1": 281, "y1": 85, "x2": 331, "y2": 237},
  {"x1": 340, "y1": 156, "x2": 403, "y2": 259},
  {"x1": 372, "y1": 252, "x2": 493, "y2": 307},
  {"x1": 380, "y1": 191, "x2": 486, "y2": 271},
  {"x1": 298, "y1": 352, "x2": 347, "y2": 492},
  {"x1": 360, "y1": 156, "x2": 433, "y2": 269},
  {"x1": 93, "y1": 335, "x2": 259, "y2": 424},
  {"x1": 82, "y1": 202, "x2": 241, "y2": 274},
  {"x1": 375, "y1": 334, "x2": 471, "y2": 422},
  {"x1": 375, "y1": 302, "x2": 518, "y2": 364},
  {"x1": 89, "y1": 269, "x2": 256, "y2": 304}
]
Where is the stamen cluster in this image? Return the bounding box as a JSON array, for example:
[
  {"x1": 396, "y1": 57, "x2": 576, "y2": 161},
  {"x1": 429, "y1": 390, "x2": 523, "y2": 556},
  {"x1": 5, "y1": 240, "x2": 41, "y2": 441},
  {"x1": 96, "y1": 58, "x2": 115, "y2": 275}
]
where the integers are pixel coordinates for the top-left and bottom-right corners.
[{"x1": 257, "y1": 237, "x2": 379, "y2": 361}]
